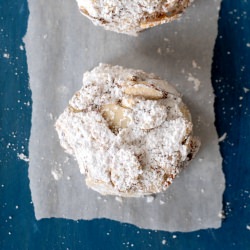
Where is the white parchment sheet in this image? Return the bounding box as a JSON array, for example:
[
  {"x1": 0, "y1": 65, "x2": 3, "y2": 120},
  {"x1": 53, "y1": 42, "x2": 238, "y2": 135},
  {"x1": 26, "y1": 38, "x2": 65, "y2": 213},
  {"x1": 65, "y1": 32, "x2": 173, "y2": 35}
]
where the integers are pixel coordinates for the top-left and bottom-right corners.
[{"x1": 24, "y1": 0, "x2": 225, "y2": 232}]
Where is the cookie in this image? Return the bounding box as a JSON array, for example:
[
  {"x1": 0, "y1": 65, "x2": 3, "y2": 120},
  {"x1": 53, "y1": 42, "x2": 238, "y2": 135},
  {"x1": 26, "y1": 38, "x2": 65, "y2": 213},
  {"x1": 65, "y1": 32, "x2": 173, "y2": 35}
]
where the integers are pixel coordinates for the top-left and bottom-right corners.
[
  {"x1": 76, "y1": 0, "x2": 191, "y2": 35},
  {"x1": 55, "y1": 64, "x2": 200, "y2": 197}
]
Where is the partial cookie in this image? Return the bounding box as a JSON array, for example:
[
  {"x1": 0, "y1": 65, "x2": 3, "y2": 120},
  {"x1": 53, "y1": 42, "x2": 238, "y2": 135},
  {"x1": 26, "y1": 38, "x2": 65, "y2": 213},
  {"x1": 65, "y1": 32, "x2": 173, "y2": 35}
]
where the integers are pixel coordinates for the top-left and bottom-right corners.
[
  {"x1": 76, "y1": 0, "x2": 191, "y2": 35},
  {"x1": 55, "y1": 64, "x2": 200, "y2": 197}
]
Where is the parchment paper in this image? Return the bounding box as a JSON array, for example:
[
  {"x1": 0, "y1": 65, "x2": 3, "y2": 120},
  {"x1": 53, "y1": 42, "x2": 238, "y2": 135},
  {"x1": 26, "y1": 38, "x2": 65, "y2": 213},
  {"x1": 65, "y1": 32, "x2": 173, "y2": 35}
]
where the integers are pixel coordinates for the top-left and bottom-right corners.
[{"x1": 24, "y1": 0, "x2": 225, "y2": 232}]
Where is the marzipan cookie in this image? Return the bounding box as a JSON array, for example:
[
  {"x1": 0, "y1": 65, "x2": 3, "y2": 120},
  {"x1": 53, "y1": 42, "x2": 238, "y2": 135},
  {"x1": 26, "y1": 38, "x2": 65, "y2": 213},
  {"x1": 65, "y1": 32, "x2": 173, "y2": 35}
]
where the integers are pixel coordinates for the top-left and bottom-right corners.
[
  {"x1": 76, "y1": 0, "x2": 191, "y2": 35},
  {"x1": 55, "y1": 64, "x2": 200, "y2": 197}
]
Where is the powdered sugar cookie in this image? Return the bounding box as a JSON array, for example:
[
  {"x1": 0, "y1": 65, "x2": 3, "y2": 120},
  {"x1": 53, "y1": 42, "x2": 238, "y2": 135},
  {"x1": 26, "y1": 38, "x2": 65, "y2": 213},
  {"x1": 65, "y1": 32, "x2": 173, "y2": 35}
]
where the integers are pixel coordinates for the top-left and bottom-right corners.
[
  {"x1": 76, "y1": 0, "x2": 191, "y2": 35},
  {"x1": 55, "y1": 64, "x2": 200, "y2": 197}
]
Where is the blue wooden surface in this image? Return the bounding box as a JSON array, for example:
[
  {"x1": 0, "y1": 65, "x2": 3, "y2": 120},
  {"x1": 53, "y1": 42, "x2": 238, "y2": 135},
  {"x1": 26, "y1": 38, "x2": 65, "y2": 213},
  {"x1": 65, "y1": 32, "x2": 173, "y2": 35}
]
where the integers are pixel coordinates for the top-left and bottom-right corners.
[{"x1": 0, "y1": 0, "x2": 250, "y2": 249}]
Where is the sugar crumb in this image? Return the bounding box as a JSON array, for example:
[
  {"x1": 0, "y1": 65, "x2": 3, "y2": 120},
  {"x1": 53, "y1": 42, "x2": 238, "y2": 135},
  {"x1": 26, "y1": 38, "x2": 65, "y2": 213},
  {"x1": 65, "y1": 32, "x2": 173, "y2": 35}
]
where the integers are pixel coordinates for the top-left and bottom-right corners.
[
  {"x1": 162, "y1": 239, "x2": 167, "y2": 245},
  {"x1": 146, "y1": 196, "x2": 155, "y2": 203},
  {"x1": 63, "y1": 157, "x2": 70, "y2": 163},
  {"x1": 166, "y1": 47, "x2": 174, "y2": 53},
  {"x1": 3, "y1": 53, "x2": 10, "y2": 59},
  {"x1": 157, "y1": 48, "x2": 162, "y2": 55},
  {"x1": 218, "y1": 132, "x2": 227, "y2": 142},
  {"x1": 48, "y1": 113, "x2": 54, "y2": 120},
  {"x1": 243, "y1": 87, "x2": 249, "y2": 93},
  {"x1": 187, "y1": 73, "x2": 201, "y2": 91},
  {"x1": 17, "y1": 153, "x2": 29, "y2": 162},
  {"x1": 51, "y1": 168, "x2": 63, "y2": 180},
  {"x1": 115, "y1": 196, "x2": 123, "y2": 203},
  {"x1": 192, "y1": 60, "x2": 201, "y2": 69},
  {"x1": 218, "y1": 210, "x2": 226, "y2": 219}
]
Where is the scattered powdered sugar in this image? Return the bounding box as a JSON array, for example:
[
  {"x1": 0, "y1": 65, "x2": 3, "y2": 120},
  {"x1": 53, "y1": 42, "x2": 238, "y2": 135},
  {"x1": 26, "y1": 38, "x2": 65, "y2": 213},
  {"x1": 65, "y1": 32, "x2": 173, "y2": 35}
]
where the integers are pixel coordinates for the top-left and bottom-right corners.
[
  {"x1": 187, "y1": 73, "x2": 201, "y2": 91},
  {"x1": 218, "y1": 132, "x2": 227, "y2": 142},
  {"x1": 162, "y1": 239, "x2": 167, "y2": 245},
  {"x1": 48, "y1": 113, "x2": 54, "y2": 120},
  {"x1": 218, "y1": 210, "x2": 226, "y2": 219},
  {"x1": 243, "y1": 87, "x2": 250, "y2": 93},
  {"x1": 146, "y1": 196, "x2": 155, "y2": 203},
  {"x1": 3, "y1": 53, "x2": 10, "y2": 59},
  {"x1": 17, "y1": 153, "x2": 29, "y2": 162},
  {"x1": 55, "y1": 64, "x2": 200, "y2": 197},
  {"x1": 115, "y1": 196, "x2": 123, "y2": 203},
  {"x1": 192, "y1": 60, "x2": 201, "y2": 69},
  {"x1": 246, "y1": 225, "x2": 250, "y2": 230},
  {"x1": 51, "y1": 168, "x2": 63, "y2": 180},
  {"x1": 159, "y1": 200, "x2": 165, "y2": 205},
  {"x1": 157, "y1": 48, "x2": 162, "y2": 55}
]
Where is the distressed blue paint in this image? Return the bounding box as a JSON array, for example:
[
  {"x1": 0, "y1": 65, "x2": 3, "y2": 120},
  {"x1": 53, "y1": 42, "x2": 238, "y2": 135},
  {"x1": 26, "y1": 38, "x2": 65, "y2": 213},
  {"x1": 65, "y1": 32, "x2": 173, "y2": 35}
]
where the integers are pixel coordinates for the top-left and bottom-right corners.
[{"x1": 0, "y1": 0, "x2": 250, "y2": 249}]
